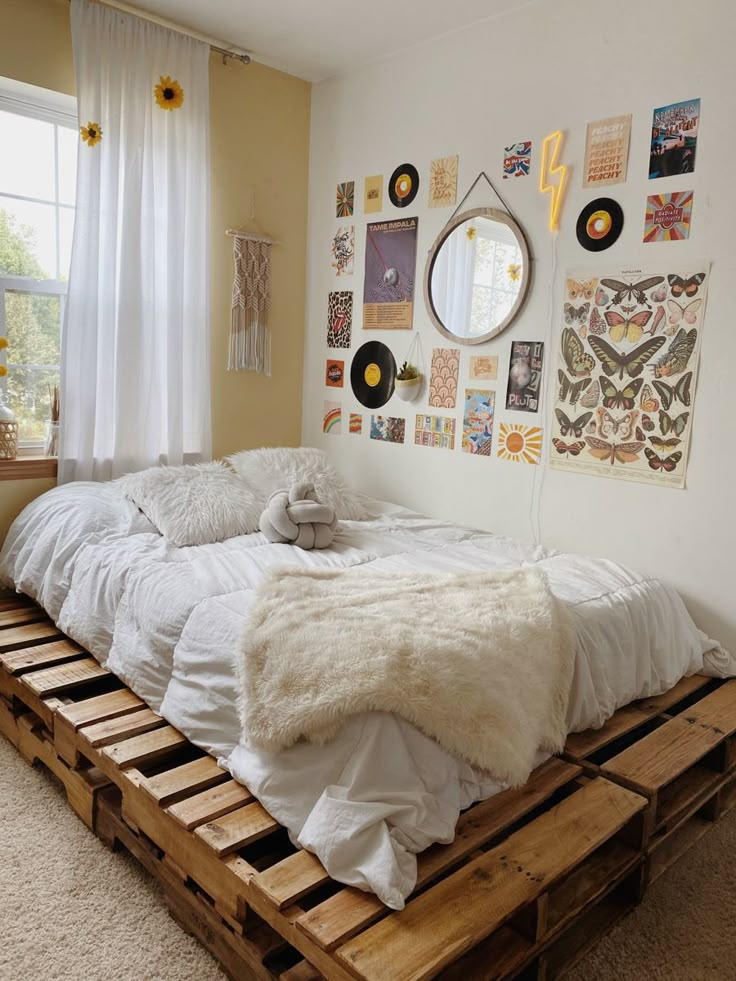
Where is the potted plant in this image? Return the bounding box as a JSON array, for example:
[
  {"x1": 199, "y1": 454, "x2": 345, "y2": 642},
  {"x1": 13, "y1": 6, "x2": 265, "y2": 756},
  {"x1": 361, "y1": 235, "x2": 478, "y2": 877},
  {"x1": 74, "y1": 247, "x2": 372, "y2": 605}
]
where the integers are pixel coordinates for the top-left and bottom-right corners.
[{"x1": 395, "y1": 360, "x2": 422, "y2": 402}]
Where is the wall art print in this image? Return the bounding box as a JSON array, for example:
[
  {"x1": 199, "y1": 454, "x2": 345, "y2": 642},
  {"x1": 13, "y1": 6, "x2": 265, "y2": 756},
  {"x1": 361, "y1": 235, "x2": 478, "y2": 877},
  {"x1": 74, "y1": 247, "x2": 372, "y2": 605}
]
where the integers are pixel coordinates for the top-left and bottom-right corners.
[
  {"x1": 349, "y1": 413, "x2": 363, "y2": 434},
  {"x1": 363, "y1": 218, "x2": 418, "y2": 329},
  {"x1": 503, "y1": 141, "x2": 532, "y2": 178},
  {"x1": 550, "y1": 265, "x2": 710, "y2": 488},
  {"x1": 415, "y1": 413, "x2": 456, "y2": 450},
  {"x1": 323, "y1": 401, "x2": 342, "y2": 435},
  {"x1": 469, "y1": 355, "x2": 498, "y2": 381},
  {"x1": 326, "y1": 290, "x2": 353, "y2": 349},
  {"x1": 370, "y1": 415, "x2": 405, "y2": 444},
  {"x1": 497, "y1": 423, "x2": 543, "y2": 464},
  {"x1": 325, "y1": 359, "x2": 344, "y2": 387},
  {"x1": 582, "y1": 115, "x2": 631, "y2": 188},
  {"x1": 429, "y1": 347, "x2": 460, "y2": 408},
  {"x1": 364, "y1": 175, "x2": 383, "y2": 214},
  {"x1": 649, "y1": 99, "x2": 700, "y2": 179},
  {"x1": 331, "y1": 225, "x2": 354, "y2": 275},
  {"x1": 336, "y1": 180, "x2": 355, "y2": 217},
  {"x1": 506, "y1": 341, "x2": 544, "y2": 413},
  {"x1": 429, "y1": 155, "x2": 458, "y2": 208},
  {"x1": 643, "y1": 191, "x2": 693, "y2": 243},
  {"x1": 462, "y1": 389, "x2": 495, "y2": 455}
]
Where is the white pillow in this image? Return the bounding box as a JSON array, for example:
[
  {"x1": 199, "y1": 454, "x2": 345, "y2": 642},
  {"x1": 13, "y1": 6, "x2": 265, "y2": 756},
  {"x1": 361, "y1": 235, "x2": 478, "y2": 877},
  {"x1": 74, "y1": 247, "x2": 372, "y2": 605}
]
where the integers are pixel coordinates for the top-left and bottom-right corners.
[
  {"x1": 227, "y1": 447, "x2": 368, "y2": 521},
  {"x1": 117, "y1": 461, "x2": 262, "y2": 547}
]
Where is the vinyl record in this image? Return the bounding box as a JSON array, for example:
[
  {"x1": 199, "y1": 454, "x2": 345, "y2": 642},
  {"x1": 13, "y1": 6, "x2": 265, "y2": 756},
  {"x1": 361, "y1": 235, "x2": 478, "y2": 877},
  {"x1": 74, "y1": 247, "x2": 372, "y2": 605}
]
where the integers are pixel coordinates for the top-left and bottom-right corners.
[
  {"x1": 350, "y1": 341, "x2": 396, "y2": 408},
  {"x1": 389, "y1": 163, "x2": 419, "y2": 208},
  {"x1": 576, "y1": 197, "x2": 624, "y2": 252}
]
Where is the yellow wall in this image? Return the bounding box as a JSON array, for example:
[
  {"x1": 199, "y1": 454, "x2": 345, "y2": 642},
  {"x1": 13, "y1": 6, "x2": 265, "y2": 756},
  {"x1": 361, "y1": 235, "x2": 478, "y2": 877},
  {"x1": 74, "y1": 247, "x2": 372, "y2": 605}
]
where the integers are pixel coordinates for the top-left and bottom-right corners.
[{"x1": 0, "y1": 0, "x2": 310, "y2": 535}]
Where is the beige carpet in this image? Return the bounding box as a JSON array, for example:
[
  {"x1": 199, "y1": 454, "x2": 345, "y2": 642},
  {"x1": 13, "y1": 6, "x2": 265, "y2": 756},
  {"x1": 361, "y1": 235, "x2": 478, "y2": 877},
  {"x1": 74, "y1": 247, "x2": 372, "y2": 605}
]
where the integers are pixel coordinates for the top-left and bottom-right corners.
[{"x1": 2, "y1": 733, "x2": 736, "y2": 981}]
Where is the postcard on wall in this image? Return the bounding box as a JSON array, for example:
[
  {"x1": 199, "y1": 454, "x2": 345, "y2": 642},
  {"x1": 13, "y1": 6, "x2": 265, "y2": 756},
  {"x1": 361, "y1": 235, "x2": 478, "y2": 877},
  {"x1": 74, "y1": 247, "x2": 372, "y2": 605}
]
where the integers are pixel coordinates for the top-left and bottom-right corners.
[
  {"x1": 497, "y1": 424, "x2": 543, "y2": 464},
  {"x1": 644, "y1": 191, "x2": 693, "y2": 243},
  {"x1": 349, "y1": 412, "x2": 363, "y2": 434},
  {"x1": 326, "y1": 291, "x2": 353, "y2": 349},
  {"x1": 429, "y1": 155, "x2": 458, "y2": 208},
  {"x1": 364, "y1": 175, "x2": 383, "y2": 214},
  {"x1": 549, "y1": 264, "x2": 711, "y2": 488},
  {"x1": 415, "y1": 413, "x2": 456, "y2": 450},
  {"x1": 336, "y1": 180, "x2": 354, "y2": 217},
  {"x1": 582, "y1": 114, "x2": 631, "y2": 188},
  {"x1": 325, "y1": 358, "x2": 344, "y2": 387},
  {"x1": 370, "y1": 415, "x2": 405, "y2": 444},
  {"x1": 503, "y1": 141, "x2": 532, "y2": 178},
  {"x1": 469, "y1": 355, "x2": 498, "y2": 381},
  {"x1": 506, "y1": 341, "x2": 544, "y2": 412},
  {"x1": 649, "y1": 99, "x2": 700, "y2": 179},
  {"x1": 363, "y1": 218, "x2": 418, "y2": 329},
  {"x1": 323, "y1": 401, "x2": 341, "y2": 435},
  {"x1": 462, "y1": 389, "x2": 496, "y2": 455},
  {"x1": 428, "y1": 347, "x2": 460, "y2": 408},
  {"x1": 331, "y1": 225, "x2": 354, "y2": 276}
]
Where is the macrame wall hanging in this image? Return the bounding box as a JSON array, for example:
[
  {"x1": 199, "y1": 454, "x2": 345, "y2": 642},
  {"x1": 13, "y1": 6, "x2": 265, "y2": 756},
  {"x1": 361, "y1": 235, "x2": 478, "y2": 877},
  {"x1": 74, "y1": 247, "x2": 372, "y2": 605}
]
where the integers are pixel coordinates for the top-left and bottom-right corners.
[{"x1": 227, "y1": 197, "x2": 280, "y2": 375}]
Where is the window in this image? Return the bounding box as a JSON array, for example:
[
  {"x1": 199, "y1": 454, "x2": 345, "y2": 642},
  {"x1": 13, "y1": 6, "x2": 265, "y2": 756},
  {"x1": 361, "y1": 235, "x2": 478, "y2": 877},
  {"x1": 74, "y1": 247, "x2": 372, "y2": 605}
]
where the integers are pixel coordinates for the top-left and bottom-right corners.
[
  {"x1": 469, "y1": 223, "x2": 524, "y2": 339},
  {"x1": 0, "y1": 78, "x2": 77, "y2": 452}
]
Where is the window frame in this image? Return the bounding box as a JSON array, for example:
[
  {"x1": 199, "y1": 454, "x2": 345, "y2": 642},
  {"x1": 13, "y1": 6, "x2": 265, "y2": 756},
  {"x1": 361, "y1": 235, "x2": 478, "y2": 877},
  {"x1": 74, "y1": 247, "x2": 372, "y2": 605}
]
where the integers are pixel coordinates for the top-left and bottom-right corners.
[{"x1": 0, "y1": 78, "x2": 77, "y2": 453}]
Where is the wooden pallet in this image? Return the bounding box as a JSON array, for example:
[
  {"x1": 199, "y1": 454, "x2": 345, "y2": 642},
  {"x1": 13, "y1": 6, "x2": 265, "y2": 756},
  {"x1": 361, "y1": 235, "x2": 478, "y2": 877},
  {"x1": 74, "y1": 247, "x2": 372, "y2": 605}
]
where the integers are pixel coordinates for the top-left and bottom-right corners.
[{"x1": 1, "y1": 595, "x2": 735, "y2": 980}]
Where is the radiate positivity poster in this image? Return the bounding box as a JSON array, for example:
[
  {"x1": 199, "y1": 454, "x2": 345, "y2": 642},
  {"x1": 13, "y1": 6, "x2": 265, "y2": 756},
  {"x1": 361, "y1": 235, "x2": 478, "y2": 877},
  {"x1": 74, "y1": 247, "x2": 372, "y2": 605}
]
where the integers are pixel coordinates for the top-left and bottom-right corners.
[{"x1": 363, "y1": 218, "x2": 418, "y2": 329}]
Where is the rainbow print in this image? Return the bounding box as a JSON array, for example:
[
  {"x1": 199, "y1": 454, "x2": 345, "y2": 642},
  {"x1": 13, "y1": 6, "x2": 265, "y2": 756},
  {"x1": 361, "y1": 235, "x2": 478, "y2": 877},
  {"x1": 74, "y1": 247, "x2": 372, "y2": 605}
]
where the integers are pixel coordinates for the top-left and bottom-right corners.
[
  {"x1": 644, "y1": 191, "x2": 693, "y2": 243},
  {"x1": 323, "y1": 401, "x2": 342, "y2": 435},
  {"x1": 497, "y1": 423, "x2": 543, "y2": 464}
]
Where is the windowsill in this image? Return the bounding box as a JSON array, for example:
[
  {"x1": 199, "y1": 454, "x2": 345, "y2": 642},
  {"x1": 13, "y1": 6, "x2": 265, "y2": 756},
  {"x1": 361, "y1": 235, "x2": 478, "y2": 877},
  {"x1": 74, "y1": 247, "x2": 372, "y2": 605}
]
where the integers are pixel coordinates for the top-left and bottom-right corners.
[{"x1": 0, "y1": 455, "x2": 57, "y2": 480}]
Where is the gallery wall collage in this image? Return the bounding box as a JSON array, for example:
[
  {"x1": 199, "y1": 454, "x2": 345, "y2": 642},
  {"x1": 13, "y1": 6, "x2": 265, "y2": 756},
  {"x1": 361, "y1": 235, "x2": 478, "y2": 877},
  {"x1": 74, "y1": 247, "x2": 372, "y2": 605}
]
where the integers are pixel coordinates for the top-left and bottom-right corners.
[{"x1": 323, "y1": 97, "x2": 705, "y2": 489}]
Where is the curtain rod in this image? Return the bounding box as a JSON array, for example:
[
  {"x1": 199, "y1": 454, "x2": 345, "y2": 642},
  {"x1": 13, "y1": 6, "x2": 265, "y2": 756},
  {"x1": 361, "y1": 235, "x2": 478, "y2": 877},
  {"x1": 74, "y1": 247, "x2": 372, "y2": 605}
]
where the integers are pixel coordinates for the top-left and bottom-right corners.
[{"x1": 71, "y1": 0, "x2": 252, "y2": 64}]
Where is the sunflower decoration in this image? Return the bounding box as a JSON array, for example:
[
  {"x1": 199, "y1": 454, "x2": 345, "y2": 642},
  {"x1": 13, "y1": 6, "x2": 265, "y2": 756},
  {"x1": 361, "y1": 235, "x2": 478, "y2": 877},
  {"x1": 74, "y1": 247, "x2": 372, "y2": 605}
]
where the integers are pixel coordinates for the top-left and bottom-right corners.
[
  {"x1": 0, "y1": 338, "x2": 7, "y2": 351},
  {"x1": 0, "y1": 365, "x2": 7, "y2": 378},
  {"x1": 155, "y1": 75, "x2": 184, "y2": 111},
  {"x1": 508, "y1": 263, "x2": 521, "y2": 282},
  {"x1": 466, "y1": 225, "x2": 477, "y2": 241},
  {"x1": 80, "y1": 121, "x2": 102, "y2": 147}
]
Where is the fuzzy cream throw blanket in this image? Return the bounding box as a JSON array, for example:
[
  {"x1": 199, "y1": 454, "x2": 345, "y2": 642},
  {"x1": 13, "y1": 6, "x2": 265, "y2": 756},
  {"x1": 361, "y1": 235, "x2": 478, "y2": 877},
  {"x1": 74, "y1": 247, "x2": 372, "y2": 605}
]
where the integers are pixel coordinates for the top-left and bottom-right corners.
[{"x1": 238, "y1": 567, "x2": 576, "y2": 787}]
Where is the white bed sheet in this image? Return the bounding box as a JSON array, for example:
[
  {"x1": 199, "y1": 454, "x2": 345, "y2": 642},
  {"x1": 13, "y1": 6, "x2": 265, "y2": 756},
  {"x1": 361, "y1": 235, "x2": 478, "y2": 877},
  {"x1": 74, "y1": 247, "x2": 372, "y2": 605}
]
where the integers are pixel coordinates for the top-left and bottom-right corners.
[{"x1": 1, "y1": 481, "x2": 732, "y2": 908}]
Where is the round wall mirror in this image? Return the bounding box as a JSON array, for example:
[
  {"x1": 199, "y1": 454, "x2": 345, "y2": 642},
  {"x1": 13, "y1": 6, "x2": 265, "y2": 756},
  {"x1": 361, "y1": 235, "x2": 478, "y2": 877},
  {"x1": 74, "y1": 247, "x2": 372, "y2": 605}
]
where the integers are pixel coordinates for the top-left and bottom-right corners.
[{"x1": 424, "y1": 207, "x2": 532, "y2": 345}]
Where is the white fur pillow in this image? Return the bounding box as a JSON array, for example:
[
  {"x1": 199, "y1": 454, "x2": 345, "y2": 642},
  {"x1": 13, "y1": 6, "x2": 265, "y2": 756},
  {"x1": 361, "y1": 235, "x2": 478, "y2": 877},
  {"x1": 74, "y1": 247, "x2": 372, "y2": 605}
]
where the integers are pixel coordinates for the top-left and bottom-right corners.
[
  {"x1": 118, "y1": 461, "x2": 262, "y2": 547},
  {"x1": 227, "y1": 447, "x2": 368, "y2": 521}
]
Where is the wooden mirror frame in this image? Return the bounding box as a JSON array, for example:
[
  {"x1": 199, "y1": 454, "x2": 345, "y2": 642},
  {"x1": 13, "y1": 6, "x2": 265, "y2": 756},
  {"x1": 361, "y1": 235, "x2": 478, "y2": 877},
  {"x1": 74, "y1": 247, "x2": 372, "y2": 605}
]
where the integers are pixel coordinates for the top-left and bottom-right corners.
[{"x1": 423, "y1": 206, "x2": 532, "y2": 345}]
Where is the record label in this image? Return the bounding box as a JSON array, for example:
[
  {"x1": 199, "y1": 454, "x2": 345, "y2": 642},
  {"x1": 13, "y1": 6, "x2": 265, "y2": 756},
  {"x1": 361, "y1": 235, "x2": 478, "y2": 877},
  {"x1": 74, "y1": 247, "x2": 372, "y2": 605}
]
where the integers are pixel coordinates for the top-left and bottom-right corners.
[
  {"x1": 351, "y1": 342, "x2": 396, "y2": 408},
  {"x1": 576, "y1": 197, "x2": 623, "y2": 252},
  {"x1": 389, "y1": 163, "x2": 419, "y2": 208}
]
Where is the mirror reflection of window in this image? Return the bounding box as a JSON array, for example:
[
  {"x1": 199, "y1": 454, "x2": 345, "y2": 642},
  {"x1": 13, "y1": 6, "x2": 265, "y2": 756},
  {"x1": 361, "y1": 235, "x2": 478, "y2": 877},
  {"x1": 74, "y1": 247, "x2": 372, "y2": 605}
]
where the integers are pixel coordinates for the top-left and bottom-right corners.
[{"x1": 431, "y1": 216, "x2": 523, "y2": 339}]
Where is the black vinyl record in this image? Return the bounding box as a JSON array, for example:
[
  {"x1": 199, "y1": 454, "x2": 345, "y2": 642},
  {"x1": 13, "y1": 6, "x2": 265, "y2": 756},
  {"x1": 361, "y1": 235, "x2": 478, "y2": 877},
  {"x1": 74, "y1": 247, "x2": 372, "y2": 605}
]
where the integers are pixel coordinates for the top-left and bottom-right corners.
[
  {"x1": 576, "y1": 197, "x2": 624, "y2": 251},
  {"x1": 350, "y1": 341, "x2": 396, "y2": 408},
  {"x1": 388, "y1": 163, "x2": 419, "y2": 208}
]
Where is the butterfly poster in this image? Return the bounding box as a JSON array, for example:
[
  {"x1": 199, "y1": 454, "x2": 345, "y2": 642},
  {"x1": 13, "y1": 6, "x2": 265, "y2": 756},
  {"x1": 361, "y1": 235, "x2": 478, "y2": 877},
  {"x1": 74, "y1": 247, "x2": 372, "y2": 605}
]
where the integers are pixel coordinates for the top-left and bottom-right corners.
[{"x1": 550, "y1": 265, "x2": 710, "y2": 488}]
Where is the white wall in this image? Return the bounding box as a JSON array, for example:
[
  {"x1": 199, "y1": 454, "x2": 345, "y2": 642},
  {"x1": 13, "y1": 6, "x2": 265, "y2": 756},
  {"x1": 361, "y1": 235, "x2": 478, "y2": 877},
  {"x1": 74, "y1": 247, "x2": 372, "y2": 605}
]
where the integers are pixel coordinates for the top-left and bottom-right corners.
[{"x1": 302, "y1": 0, "x2": 736, "y2": 650}]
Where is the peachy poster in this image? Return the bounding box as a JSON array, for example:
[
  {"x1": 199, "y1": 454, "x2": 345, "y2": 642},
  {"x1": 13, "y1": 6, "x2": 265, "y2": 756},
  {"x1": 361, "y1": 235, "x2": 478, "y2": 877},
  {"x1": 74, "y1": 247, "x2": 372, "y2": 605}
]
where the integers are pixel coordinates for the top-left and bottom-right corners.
[
  {"x1": 550, "y1": 265, "x2": 710, "y2": 488},
  {"x1": 363, "y1": 218, "x2": 418, "y2": 329},
  {"x1": 582, "y1": 114, "x2": 631, "y2": 188}
]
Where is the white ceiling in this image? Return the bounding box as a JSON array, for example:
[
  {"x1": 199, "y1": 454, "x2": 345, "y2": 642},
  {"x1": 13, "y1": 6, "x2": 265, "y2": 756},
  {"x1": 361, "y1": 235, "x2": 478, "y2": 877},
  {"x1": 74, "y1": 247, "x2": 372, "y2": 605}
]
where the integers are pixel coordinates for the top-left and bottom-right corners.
[{"x1": 124, "y1": 0, "x2": 537, "y2": 82}]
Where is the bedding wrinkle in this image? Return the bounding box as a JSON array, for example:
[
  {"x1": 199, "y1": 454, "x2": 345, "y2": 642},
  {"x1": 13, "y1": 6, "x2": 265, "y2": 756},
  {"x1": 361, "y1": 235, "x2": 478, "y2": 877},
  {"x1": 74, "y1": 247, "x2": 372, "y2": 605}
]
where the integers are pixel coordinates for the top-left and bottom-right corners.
[{"x1": 0, "y1": 481, "x2": 732, "y2": 907}]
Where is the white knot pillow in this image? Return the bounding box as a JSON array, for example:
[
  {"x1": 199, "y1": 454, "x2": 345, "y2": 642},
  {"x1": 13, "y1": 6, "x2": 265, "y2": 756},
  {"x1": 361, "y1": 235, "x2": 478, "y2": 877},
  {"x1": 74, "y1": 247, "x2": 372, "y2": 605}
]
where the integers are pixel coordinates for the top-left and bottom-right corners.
[{"x1": 259, "y1": 481, "x2": 337, "y2": 550}]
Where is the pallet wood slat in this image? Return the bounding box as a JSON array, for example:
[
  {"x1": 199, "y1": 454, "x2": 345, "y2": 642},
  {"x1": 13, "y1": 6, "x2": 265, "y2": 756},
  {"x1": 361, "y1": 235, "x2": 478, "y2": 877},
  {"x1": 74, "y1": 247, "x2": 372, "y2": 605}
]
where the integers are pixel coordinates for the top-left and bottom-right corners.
[
  {"x1": 80, "y1": 707, "x2": 166, "y2": 748},
  {"x1": 194, "y1": 800, "x2": 279, "y2": 855},
  {"x1": 335, "y1": 778, "x2": 645, "y2": 981},
  {"x1": 101, "y1": 725, "x2": 188, "y2": 770},
  {"x1": 168, "y1": 779, "x2": 255, "y2": 831},
  {"x1": 138, "y1": 756, "x2": 230, "y2": 807},
  {"x1": 0, "y1": 620, "x2": 63, "y2": 652},
  {"x1": 0, "y1": 638, "x2": 85, "y2": 675},
  {"x1": 22, "y1": 657, "x2": 110, "y2": 696},
  {"x1": 0, "y1": 605, "x2": 48, "y2": 628},
  {"x1": 253, "y1": 851, "x2": 332, "y2": 910}
]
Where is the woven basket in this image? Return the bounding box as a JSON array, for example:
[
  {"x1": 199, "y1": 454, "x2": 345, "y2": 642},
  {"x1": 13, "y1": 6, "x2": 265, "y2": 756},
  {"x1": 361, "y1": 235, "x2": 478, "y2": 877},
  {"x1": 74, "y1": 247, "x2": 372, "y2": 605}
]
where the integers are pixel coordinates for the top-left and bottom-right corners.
[{"x1": 0, "y1": 420, "x2": 18, "y2": 460}]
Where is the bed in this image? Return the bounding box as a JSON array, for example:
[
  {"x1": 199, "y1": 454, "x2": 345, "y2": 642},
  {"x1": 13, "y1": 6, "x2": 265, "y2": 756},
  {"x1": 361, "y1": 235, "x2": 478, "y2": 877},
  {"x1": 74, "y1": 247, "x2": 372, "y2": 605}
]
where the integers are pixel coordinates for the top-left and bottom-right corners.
[{"x1": 0, "y1": 477, "x2": 732, "y2": 913}]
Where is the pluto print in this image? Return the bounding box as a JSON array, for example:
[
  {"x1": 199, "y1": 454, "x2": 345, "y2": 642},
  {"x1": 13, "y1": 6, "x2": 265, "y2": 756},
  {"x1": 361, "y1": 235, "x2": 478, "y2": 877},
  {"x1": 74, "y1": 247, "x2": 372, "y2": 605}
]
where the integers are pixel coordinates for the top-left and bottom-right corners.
[{"x1": 550, "y1": 265, "x2": 710, "y2": 487}]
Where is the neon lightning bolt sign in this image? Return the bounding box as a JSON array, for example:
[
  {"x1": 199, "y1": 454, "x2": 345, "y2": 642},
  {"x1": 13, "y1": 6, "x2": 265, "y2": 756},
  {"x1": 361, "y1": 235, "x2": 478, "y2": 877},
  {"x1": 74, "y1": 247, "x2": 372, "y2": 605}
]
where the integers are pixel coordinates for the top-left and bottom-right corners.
[{"x1": 539, "y1": 130, "x2": 568, "y2": 231}]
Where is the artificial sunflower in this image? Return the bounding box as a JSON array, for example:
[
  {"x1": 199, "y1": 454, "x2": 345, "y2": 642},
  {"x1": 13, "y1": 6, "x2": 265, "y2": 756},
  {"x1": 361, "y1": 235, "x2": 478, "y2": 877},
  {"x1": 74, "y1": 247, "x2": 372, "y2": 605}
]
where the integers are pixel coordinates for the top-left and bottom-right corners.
[
  {"x1": 80, "y1": 121, "x2": 103, "y2": 147},
  {"x1": 0, "y1": 338, "x2": 7, "y2": 350},
  {"x1": 155, "y1": 75, "x2": 184, "y2": 111},
  {"x1": 0, "y1": 365, "x2": 7, "y2": 378},
  {"x1": 466, "y1": 225, "x2": 477, "y2": 241},
  {"x1": 508, "y1": 263, "x2": 521, "y2": 282}
]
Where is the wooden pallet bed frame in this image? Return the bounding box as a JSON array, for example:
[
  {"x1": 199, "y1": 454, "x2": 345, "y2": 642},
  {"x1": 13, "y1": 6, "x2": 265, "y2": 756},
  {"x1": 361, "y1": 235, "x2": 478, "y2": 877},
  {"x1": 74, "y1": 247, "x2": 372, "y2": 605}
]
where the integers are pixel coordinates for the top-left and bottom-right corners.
[{"x1": 2, "y1": 593, "x2": 736, "y2": 980}]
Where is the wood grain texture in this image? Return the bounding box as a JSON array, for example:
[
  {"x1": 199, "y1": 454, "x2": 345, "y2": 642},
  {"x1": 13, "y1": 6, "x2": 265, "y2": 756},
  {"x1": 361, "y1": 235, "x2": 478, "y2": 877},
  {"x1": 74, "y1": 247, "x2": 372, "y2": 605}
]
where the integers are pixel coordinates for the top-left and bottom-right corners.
[
  {"x1": 252, "y1": 851, "x2": 332, "y2": 910},
  {"x1": 137, "y1": 756, "x2": 229, "y2": 807},
  {"x1": 0, "y1": 639, "x2": 84, "y2": 675},
  {"x1": 194, "y1": 801, "x2": 278, "y2": 856},
  {"x1": 168, "y1": 779, "x2": 254, "y2": 831}
]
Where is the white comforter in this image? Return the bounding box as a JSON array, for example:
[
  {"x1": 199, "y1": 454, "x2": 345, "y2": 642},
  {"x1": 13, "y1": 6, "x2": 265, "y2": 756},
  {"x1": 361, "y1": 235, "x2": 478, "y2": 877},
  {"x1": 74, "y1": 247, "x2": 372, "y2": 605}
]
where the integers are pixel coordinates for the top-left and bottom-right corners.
[{"x1": 1, "y1": 481, "x2": 732, "y2": 908}]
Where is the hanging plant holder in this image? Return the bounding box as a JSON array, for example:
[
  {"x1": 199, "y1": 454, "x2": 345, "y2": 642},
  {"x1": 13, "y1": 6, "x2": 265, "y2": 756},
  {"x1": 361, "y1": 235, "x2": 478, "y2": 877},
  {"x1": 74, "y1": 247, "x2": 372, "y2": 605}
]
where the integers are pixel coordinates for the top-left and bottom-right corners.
[{"x1": 394, "y1": 334, "x2": 423, "y2": 402}]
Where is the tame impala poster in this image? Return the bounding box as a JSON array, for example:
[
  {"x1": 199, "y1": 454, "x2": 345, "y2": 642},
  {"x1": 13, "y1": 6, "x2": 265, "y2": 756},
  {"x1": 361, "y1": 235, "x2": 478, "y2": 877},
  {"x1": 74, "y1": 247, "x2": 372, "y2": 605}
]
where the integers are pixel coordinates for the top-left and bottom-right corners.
[
  {"x1": 363, "y1": 218, "x2": 418, "y2": 329},
  {"x1": 549, "y1": 265, "x2": 710, "y2": 488}
]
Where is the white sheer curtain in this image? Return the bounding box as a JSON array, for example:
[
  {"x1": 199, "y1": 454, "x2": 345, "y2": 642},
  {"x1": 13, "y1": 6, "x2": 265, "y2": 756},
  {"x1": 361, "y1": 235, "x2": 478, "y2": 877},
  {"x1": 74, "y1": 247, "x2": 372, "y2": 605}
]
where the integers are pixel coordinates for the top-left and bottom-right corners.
[
  {"x1": 60, "y1": 0, "x2": 211, "y2": 483},
  {"x1": 431, "y1": 224, "x2": 476, "y2": 338}
]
